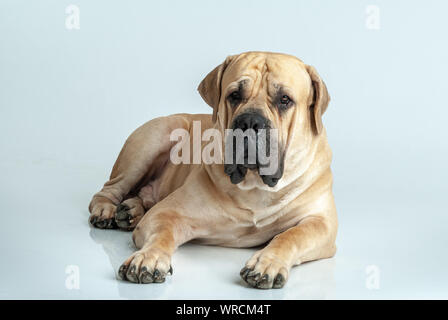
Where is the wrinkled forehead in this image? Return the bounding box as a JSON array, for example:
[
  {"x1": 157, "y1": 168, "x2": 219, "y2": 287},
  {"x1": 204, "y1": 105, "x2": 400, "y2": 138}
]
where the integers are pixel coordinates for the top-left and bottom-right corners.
[{"x1": 222, "y1": 53, "x2": 311, "y2": 96}]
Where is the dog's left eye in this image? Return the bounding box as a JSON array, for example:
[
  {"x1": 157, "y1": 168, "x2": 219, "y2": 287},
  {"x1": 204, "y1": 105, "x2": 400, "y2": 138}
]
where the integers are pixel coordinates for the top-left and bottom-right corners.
[
  {"x1": 280, "y1": 95, "x2": 291, "y2": 106},
  {"x1": 228, "y1": 91, "x2": 242, "y2": 105}
]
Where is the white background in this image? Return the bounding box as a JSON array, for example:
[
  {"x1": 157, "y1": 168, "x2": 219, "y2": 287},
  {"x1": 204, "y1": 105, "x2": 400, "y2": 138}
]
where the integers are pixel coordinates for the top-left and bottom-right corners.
[{"x1": 1, "y1": 0, "x2": 447, "y2": 299}]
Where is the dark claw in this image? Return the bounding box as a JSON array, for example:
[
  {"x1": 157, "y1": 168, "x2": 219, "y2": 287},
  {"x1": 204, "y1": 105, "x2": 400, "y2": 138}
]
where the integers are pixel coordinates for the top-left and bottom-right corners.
[
  {"x1": 118, "y1": 264, "x2": 128, "y2": 280},
  {"x1": 240, "y1": 267, "x2": 251, "y2": 280},
  {"x1": 246, "y1": 271, "x2": 261, "y2": 287},
  {"x1": 126, "y1": 265, "x2": 139, "y2": 283},
  {"x1": 95, "y1": 220, "x2": 107, "y2": 228},
  {"x1": 106, "y1": 218, "x2": 117, "y2": 229},
  {"x1": 169, "y1": 265, "x2": 173, "y2": 275},
  {"x1": 139, "y1": 266, "x2": 153, "y2": 284},
  {"x1": 89, "y1": 216, "x2": 97, "y2": 225},
  {"x1": 152, "y1": 269, "x2": 165, "y2": 283},
  {"x1": 273, "y1": 274, "x2": 285, "y2": 289},
  {"x1": 93, "y1": 218, "x2": 117, "y2": 229},
  {"x1": 116, "y1": 220, "x2": 130, "y2": 228},
  {"x1": 256, "y1": 274, "x2": 270, "y2": 289}
]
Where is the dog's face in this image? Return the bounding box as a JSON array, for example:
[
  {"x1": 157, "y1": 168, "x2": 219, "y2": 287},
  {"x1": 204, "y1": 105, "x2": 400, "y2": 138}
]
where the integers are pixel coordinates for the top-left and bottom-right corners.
[{"x1": 198, "y1": 52, "x2": 330, "y2": 190}]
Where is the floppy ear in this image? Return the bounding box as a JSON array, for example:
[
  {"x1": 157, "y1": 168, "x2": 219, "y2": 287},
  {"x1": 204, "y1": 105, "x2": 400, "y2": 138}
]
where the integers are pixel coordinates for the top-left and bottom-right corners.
[
  {"x1": 198, "y1": 56, "x2": 233, "y2": 122},
  {"x1": 306, "y1": 65, "x2": 330, "y2": 135}
]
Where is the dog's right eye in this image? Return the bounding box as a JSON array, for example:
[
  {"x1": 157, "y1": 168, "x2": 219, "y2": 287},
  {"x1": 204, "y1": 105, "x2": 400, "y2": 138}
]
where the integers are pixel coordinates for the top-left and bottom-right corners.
[{"x1": 227, "y1": 91, "x2": 242, "y2": 105}]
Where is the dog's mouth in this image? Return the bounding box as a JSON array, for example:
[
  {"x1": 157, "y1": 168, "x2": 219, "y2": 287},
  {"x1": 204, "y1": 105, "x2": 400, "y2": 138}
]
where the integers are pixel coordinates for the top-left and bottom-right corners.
[
  {"x1": 223, "y1": 112, "x2": 283, "y2": 188},
  {"x1": 224, "y1": 164, "x2": 283, "y2": 187}
]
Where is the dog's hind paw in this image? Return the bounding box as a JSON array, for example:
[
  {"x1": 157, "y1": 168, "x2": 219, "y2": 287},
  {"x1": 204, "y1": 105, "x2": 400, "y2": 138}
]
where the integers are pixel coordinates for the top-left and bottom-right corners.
[
  {"x1": 114, "y1": 197, "x2": 145, "y2": 231},
  {"x1": 89, "y1": 199, "x2": 118, "y2": 229}
]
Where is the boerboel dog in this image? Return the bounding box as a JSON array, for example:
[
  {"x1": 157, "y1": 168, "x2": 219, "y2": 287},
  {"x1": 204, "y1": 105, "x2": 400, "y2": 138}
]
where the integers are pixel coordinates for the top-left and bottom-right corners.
[{"x1": 88, "y1": 51, "x2": 337, "y2": 289}]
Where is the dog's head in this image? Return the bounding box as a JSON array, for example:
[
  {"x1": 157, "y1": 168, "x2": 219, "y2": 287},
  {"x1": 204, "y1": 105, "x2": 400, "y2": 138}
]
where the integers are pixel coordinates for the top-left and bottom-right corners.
[{"x1": 198, "y1": 52, "x2": 330, "y2": 190}]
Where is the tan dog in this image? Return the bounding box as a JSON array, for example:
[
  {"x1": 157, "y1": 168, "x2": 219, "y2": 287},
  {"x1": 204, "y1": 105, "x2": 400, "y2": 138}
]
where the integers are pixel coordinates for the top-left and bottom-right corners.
[{"x1": 88, "y1": 52, "x2": 337, "y2": 289}]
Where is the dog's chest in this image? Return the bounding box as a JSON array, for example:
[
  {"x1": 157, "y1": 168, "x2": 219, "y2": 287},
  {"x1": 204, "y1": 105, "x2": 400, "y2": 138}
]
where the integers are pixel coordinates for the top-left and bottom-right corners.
[
  {"x1": 206, "y1": 196, "x2": 301, "y2": 248},
  {"x1": 231, "y1": 191, "x2": 296, "y2": 229}
]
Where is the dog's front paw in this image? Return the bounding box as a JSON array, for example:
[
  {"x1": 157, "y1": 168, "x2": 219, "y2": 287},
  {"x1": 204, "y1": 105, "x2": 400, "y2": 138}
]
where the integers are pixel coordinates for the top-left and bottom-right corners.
[
  {"x1": 240, "y1": 249, "x2": 289, "y2": 289},
  {"x1": 118, "y1": 247, "x2": 173, "y2": 284}
]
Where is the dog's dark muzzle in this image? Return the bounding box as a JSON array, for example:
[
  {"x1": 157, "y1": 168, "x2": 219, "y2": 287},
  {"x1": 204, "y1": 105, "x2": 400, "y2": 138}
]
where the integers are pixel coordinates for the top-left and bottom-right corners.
[{"x1": 224, "y1": 112, "x2": 283, "y2": 187}]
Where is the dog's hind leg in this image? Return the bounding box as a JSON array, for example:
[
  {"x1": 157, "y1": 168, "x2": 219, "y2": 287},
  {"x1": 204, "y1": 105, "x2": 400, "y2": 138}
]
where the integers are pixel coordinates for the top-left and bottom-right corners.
[{"x1": 88, "y1": 115, "x2": 190, "y2": 229}]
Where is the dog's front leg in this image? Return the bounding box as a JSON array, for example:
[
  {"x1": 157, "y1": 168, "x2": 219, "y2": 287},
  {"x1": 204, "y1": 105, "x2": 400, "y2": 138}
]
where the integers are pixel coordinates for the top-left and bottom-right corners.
[
  {"x1": 240, "y1": 215, "x2": 337, "y2": 289},
  {"x1": 118, "y1": 209, "x2": 194, "y2": 284}
]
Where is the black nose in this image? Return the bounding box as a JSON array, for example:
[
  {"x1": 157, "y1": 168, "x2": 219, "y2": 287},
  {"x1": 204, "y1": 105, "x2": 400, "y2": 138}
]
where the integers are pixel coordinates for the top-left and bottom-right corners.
[{"x1": 232, "y1": 112, "x2": 268, "y2": 132}]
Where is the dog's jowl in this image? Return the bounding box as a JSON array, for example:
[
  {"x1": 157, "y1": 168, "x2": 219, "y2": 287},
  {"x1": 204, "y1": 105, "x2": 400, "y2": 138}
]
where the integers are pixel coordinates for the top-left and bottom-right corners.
[{"x1": 88, "y1": 52, "x2": 337, "y2": 289}]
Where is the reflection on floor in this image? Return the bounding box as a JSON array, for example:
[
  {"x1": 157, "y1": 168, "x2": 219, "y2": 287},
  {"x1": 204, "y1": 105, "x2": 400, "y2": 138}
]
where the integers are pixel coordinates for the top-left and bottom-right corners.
[{"x1": 89, "y1": 227, "x2": 336, "y2": 299}]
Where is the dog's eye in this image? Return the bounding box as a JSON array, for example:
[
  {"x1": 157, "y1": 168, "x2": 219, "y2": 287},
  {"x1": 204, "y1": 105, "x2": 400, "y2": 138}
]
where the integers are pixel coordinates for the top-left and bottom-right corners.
[
  {"x1": 280, "y1": 95, "x2": 291, "y2": 106},
  {"x1": 228, "y1": 91, "x2": 242, "y2": 105}
]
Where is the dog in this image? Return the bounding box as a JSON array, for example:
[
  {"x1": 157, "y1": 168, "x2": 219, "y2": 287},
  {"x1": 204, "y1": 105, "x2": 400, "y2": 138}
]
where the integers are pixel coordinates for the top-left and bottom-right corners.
[{"x1": 88, "y1": 51, "x2": 338, "y2": 289}]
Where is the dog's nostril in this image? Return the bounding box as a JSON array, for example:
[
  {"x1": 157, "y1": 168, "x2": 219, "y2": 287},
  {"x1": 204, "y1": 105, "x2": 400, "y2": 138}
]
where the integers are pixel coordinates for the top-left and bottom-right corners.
[{"x1": 252, "y1": 122, "x2": 265, "y2": 132}]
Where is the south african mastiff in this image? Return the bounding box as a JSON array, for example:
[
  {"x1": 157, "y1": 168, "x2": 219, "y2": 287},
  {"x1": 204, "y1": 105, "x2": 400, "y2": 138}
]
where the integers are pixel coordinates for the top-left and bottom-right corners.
[{"x1": 88, "y1": 51, "x2": 337, "y2": 289}]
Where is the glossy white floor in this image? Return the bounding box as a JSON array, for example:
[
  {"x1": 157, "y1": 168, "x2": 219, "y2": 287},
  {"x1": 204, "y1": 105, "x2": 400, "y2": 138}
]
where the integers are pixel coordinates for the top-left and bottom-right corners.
[{"x1": 1, "y1": 155, "x2": 447, "y2": 299}]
